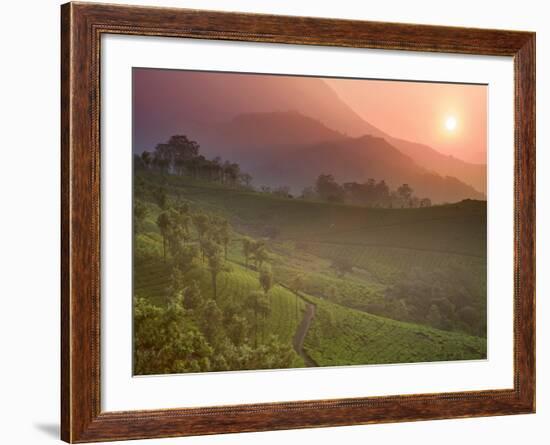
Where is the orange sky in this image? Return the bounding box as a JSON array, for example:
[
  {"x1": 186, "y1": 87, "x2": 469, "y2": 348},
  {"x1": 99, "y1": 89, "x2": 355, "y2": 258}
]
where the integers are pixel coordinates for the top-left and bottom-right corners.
[{"x1": 325, "y1": 79, "x2": 487, "y2": 164}]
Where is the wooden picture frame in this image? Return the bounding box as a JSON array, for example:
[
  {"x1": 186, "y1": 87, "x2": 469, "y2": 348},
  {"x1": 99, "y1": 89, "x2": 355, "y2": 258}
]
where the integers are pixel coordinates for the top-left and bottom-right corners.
[{"x1": 61, "y1": 2, "x2": 535, "y2": 442}]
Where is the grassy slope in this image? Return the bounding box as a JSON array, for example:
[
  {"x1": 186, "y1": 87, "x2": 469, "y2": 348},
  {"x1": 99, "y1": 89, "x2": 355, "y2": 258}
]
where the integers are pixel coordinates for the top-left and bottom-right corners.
[
  {"x1": 302, "y1": 294, "x2": 486, "y2": 366},
  {"x1": 135, "y1": 171, "x2": 487, "y2": 366},
  {"x1": 153, "y1": 172, "x2": 486, "y2": 257}
]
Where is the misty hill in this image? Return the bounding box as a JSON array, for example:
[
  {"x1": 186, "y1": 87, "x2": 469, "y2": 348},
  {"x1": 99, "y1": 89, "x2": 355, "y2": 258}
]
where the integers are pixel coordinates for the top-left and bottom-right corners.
[
  {"x1": 134, "y1": 69, "x2": 485, "y2": 193},
  {"x1": 385, "y1": 137, "x2": 487, "y2": 194},
  {"x1": 190, "y1": 110, "x2": 346, "y2": 162},
  {"x1": 185, "y1": 111, "x2": 484, "y2": 203},
  {"x1": 134, "y1": 70, "x2": 371, "y2": 150}
]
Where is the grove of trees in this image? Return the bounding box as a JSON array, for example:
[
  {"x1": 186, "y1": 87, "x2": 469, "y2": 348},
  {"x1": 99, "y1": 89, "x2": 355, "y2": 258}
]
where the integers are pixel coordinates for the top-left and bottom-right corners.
[
  {"x1": 310, "y1": 173, "x2": 432, "y2": 208},
  {"x1": 134, "y1": 174, "x2": 299, "y2": 374},
  {"x1": 135, "y1": 134, "x2": 253, "y2": 188}
]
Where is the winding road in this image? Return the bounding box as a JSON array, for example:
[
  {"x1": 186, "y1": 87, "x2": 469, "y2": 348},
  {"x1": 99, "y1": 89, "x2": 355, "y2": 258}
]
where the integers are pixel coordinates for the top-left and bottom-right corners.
[{"x1": 292, "y1": 299, "x2": 318, "y2": 367}]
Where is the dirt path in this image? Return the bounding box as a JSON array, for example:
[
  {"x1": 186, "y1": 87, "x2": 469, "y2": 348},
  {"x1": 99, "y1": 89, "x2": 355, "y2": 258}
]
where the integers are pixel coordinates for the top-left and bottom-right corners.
[{"x1": 292, "y1": 299, "x2": 318, "y2": 367}]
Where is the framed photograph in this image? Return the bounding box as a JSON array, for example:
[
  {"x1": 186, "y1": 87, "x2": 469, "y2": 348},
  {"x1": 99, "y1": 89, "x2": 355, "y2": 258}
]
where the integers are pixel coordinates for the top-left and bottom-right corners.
[{"x1": 61, "y1": 2, "x2": 535, "y2": 442}]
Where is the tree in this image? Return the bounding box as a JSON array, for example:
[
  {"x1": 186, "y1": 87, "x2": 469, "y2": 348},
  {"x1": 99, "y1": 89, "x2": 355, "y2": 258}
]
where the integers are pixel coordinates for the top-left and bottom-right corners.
[
  {"x1": 152, "y1": 135, "x2": 200, "y2": 175},
  {"x1": 242, "y1": 237, "x2": 253, "y2": 268},
  {"x1": 259, "y1": 264, "x2": 273, "y2": 296},
  {"x1": 252, "y1": 242, "x2": 269, "y2": 269},
  {"x1": 256, "y1": 293, "x2": 271, "y2": 343},
  {"x1": 204, "y1": 243, "x2": 226, "y2": 300},
  {"x1": 246, "y1": 291, "x2": 265, "y2": 348},
  {"x1": 315, "y1": 174, "x2": 344, "y2": 202},
  {"x1": 192, "y1": 212, "x2": 210, "y2": 242},
  {"x1": 133, "y1": 296, "x2": 212, "y2": 374},
  {"x1": 420, "y1": 198, "x2": 432, "y2": 208},
  {"x1": 156, "y1": 211, "x2": 171, "y2": 262},
  {"x1": 173, "y1": 244, "x2": 199, "y2": 275},
  {"x1": 182, "y1": 280, "x2": 202, "y2": 310},
  {"x1": 397, "y1": 183, "x2": 413, "y2": 207},
  {"x1": 222, "y1": 161, "x2": 240, "y2": 185},
  {"x1": 133, "y1": 200, "x2": 148, "y2": 233},
  {"x1": 140, "y1": 150, "x2": 152, "y2": 169},
  {"x1": 153, "y1": 186, "x2": 168, "y2": 210},
  {"x1": 239, "y1": 172, "x2": 253, "y2": 188},
  {"x1": 165, "y1": 209, "x2": 186, "y2": 256},
  {"x1": 227, "y1": 314, "x2": 249, "y2": 346},
  {"x1": 152, "y1": 143, "x2": 172, "y2": 173},
  {"x1": 199, "y1": 299, "x2": 224, "y2": 344},
  {"x1": 214, "y1": 219, "x2": 231, "y2": 260},
  {"x1": 192, "y1": 212, "x2": 211, "y2": 260}
]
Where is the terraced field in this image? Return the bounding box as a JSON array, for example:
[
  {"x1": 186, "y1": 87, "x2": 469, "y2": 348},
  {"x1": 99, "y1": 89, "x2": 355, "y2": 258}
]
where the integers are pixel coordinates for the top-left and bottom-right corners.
[
  {"x1": 303, "y1": 295, "x2": 486, "y2": 366},
  {"x1": 135, "y1": 253, "x2": 306, "y2": 348}
]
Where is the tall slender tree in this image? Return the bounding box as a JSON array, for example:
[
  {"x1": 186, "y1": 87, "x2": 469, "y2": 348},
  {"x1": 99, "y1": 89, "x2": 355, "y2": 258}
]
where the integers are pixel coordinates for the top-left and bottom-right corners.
[
  {"x1": 246, "y1": 291, "x2": 264, "y2": 348},
  {"x1": 206, "y1": 246, "x2": 225, "y2": 300},
  {"x1": 259, "y1": 264, "x2": 274, "y2": 296},
  {"x1": 156, "y1": 211, "x2": 171, "y2": 262}
]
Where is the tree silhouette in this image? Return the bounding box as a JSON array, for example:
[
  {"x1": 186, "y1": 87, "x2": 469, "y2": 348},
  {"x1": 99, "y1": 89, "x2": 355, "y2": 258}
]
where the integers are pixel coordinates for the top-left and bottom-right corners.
[
  {"x1": 199, "y1": 299, "x2": 223, "y2": 343},
  {"x1": 182, "y1": 280, "x2": 202, "y2": 310},
  {"x1": 227, "y1": 314, "x2": 249, "y2": 346},
  {"x1": 133, "y1": 200, "x2": 148, "y2": 233},
  {"x1": 259, "y1": 264, "x2": 273, "y2": 296},
  {"x1": 133, "y1": 296, "x2": 212, "y2": 375},
  {"x1": 397, "y1": 183, "x2": 413, "y2": 207},
  {"x1": 256, "y1": 293, "x2": 271, "y2": 343},
  {"x1": 192, "y1": 212, "x2": 211, "y2": 260},
  {"x1": 156, "y1": 211, "x2": 171, "y2": 262},
  {"x1": 213, "y1": 218, "x2": 231, "y2": 260},
  {"x1": 252, "y1": 242, "x2": 269, "y2": 269},
  {"x1": 242, "y1": 237, "x2": 253, "y2": 268},
  {"x1": 153, "y1": 186, "x2": 168, "y2": 210},
  {"x1": 247, "y1": 290, "x2": 265, "y2": 348},
  {"x1": 420, "y1": 198, "x2": 432, "y2": 208},
  {"x1": 206, "y1": 246, "x2": 225, "y2": 300},
  {"x1": 140, "y1": 150, "x2": 152, "y2": 169},
  {"x1": 239, "y1": 172, "x2": 253, "y2": 188},
  {"x1": 172, "y1": 244, "x2": 199, "y2": 275},
  {"x1": 315, "y1": 173, "x2": 344, "y2": 202}
]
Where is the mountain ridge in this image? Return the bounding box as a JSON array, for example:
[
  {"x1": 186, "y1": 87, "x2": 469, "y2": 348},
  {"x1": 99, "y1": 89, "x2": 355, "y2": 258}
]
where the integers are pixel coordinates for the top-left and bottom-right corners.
[
  {"x1": 133, "y1": 69, "x2": 486, "y2": 197},
  {"x1": 186, "y1": 111, "x2": 484, "y2": 203}
]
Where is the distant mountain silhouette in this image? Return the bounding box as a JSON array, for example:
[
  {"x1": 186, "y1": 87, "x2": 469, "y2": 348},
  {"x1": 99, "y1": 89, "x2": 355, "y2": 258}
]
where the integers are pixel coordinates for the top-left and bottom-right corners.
[
  {"x1": 187, "y1": 112, "x2": 484, "y2": 203},
  {"x1": 383, "y1": 137, "x2": 486, "y2": 194},
  {"x1": 133, "y1": 69, "x2": 486, "y2": 198},
  {"x1": 199, "y1": 110, "x2": 345, "y2": 152},
  {"x1": 134, "y1": 70, "x2": 371, "y2": 150}
]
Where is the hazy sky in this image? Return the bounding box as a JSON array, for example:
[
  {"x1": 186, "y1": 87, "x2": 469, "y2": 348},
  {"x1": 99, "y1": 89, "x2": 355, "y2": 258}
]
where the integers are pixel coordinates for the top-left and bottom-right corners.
[
  {"x1": 325, "y1": 78, "x2": 487, "y2": 164},
  {"x1": 133, "y1": 68, "x2": 487, "y2": 165}
]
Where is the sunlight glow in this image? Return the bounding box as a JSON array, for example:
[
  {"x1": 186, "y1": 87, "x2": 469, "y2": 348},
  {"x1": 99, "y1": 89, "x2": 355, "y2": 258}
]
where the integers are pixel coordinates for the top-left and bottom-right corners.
[{"x1": 445, "y1": 116, "x2": 457, "y2": 132}]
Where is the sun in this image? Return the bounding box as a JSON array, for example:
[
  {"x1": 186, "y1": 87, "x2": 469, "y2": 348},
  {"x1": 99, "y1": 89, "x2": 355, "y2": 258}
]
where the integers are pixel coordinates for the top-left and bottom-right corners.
[{"x1": 445, "y1": 116, "x2": 457, "y2": 132}]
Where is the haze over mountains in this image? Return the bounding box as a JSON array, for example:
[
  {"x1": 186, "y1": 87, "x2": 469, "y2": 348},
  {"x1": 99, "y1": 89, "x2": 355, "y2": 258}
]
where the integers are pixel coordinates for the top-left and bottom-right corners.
[{"x1": 133, "y1": 69, "x2": 487, "y2": 203}]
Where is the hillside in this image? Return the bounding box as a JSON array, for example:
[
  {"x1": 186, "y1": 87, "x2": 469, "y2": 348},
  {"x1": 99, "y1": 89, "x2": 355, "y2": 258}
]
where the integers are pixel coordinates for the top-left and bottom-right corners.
[
  {"x1": 387, "y1": 137, "x2": 487, "y2": 194},
  {"x1": 151, "y1": 167, "x2": 487, "y2": 257},
  {"x1": 133, "y1": 169, "x2": 487, "y2": 374}
]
